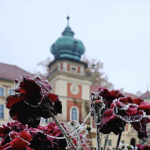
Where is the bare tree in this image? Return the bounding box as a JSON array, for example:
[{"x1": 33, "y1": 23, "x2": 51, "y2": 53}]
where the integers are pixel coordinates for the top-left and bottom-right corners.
[
  {"x1": 81, "y1": 55, "x2": 114, "y2": 90},
  {"x1": 37, "y1": 57, "x2": 52, "y2": 76}
]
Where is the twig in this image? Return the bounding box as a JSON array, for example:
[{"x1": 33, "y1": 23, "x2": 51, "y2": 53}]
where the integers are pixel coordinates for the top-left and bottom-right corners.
[{"x1": 116, "y1": 132, "x2": 122, "y2": 150}]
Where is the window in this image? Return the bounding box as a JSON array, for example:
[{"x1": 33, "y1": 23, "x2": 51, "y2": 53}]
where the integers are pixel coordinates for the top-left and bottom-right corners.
[
  {"x1": 45, "y1": 118, "x2": 48, "y2": 123},
  {"x1": 121, "y1": 140, "x2": 124, "y2": 144},
  {"x1": 71, "y1": 107, "x2": 78, "y2": 121},
  {"x1": 130, "y1": 138, "x2": 136, "y2": 147},
  {"x1": 0, "y1": 105, "x2": 4, "y2": 119},
  {"x1": 8, "y1": 89, "x2": 14, "y2": 95},
  {"x1": 71, "y1": 67, "x2": 76, "y2": 71},
  {"x1": 108, "y1": 140, "x2": 111, "y2": 146},
  {"x1": 70, "y1": 66, "x2": 77, "y2": 72},
  {"x1": 41, "y1": 118, "x2": 49, "y2": 124},
  {"x1": 0, "y1": 88, "x2": 4, "y2": 96}
]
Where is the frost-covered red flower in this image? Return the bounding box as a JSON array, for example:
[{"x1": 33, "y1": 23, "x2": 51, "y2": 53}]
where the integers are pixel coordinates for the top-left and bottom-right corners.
[
  {"x1": 0, "y1": 129, "x2": 32, "y2": 150},
  {"x1": 0, "y1": 122, "x2": 26, "y2": 146},
  {"x1": 132, "y1": 118, "x2": 150, "y2": 142},
  {"x1": 0, "y1": 121, "x2": 68, "y2": 150},
  {"x1": 111, "y1": 97, "x2": 146, "y2": 122},
  {"x1": 6, "y1": 76, "x2": 62, "y2": 127},
  {"x1": 111, "y1": 97, "x2": 150, "y2": 141},
  {"x1": 91, "y1": 87, "x2": 124, "y2": 109},
  {"x1": 29, "y1": 122, "x2": 68, "y2": 150},
  {"x1": 0, "y1": 121, "x2": 32, "y2": 150},
  {"x1": 99, "y1": 109, "x2": 126, "y2": 135},
  {"x1": 136, "y1": 144, "x2": 150, "y2": 150}
]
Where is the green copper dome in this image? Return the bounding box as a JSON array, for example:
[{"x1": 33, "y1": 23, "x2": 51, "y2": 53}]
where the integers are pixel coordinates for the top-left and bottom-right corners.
[{"x1": 50, "y1": 16, "x2": 85, "y2": 61}]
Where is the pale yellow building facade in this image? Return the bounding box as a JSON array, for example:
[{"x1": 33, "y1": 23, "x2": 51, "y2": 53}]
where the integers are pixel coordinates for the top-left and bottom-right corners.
[{"x1": 0, "y1": 79, "x2": 13, "y2": 125}]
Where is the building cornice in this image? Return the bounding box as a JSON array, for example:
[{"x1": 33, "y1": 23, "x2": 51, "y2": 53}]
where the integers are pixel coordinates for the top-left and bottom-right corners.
[
  {"x1": 0, "y1": 78, "x2": 13, "y2": 82},
  {"x1": 48, "y1": 70, "x2": 91, "y2": 82},
  {"x1": 48, "y1": 58, "x2": 87, "y2": 68}
]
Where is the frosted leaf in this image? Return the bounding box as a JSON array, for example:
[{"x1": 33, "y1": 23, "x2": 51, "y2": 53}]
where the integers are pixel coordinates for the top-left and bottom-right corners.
[{"x1": 68, "y1": 120, "x2": 80, "y2": 131}]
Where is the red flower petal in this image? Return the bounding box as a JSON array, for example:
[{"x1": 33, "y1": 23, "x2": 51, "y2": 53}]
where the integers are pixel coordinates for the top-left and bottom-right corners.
[
  {"x1": 127, "y1": 97, "x2": 135, "y2": 103},
  {"x1": 110, "y1": 103, "x2": 115, "y2": 109},
  {"x1": 19, "y1": 130, "x2": 32, "y2": 142},
  {"x1": 134, "y1": 98, "x2": 144, "y2": 105},
  {"x1": 119, "y1": 97, "x2": 129, "y2": 103},
  {"x1": 26, "y1": 147, "x2": 33, "y2": 150},
  {"x1": 11, "y1": 137, "x2": 29, "y2": 149},
  {"x1": 125, "y1": 105, "x2": 137, "y2": 116},
  {"x1": 101, "y1": 109, "x2": 118, "y2": 123},
  {"x1": 116, "y1": 102, "x2": 124, "y2": 107},
  {"x1": 99, "y1": 109, "x2": 125, "y2": 135},
  {"x1": 6, "y1": 94, "x2": 27, "y2": 109},
  {"x1": 131, "y1": 117, "x2": 150, "y2": 131},
  {"x1": 138, "y1": 102, "x2": 150, "y2": 115},
  {"x1": 48, "y1": 93, "x2": 58, "y2": 102},
  {"x1": 10, "y1": 131, "x2": 18, "y2": 140}
]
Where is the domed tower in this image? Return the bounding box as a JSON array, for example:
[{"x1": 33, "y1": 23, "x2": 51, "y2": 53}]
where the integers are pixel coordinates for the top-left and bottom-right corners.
[
  {"x1": 50, "y1": 16, "x2": 85, "y2": 61},
  {"x1": 48, "y1": 17, "x2": 91, "y2": 126}
]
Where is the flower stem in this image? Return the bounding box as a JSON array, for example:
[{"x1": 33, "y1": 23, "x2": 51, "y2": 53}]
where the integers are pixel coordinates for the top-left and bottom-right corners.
[
  {"x1": 92, "y1": 100, "x2": 104, "y2": 150},
  {"x1": 116, "y1": 132, "x2": 122, "y2": 150},
  {"x1": 50, "y1": 112, "x2": 76, "y2": 149},
  {"x1": 96, "y1": 125, "x2": 101, "y2": 150},
  {"x1": 103, "y1": 134, "x2": 110, "y2": 150},
  {"x1": 74, "y1": 127, "x2": 82, "y2": 148}
]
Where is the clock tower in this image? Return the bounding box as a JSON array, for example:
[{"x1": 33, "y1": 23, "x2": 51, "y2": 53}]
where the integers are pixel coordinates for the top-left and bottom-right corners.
[{"x1": 48, "y1": 16, "x2": 91, "y2": 124}]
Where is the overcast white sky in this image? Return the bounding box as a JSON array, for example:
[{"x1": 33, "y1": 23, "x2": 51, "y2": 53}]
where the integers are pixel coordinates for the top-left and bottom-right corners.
[{"x1": 0, "y1": 0, "x2": 150, "y2": 94}]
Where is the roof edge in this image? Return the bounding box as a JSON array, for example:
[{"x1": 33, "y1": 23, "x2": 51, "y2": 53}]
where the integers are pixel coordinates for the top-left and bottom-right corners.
[{"x1": 48, "y1": 57, "x2": 87, "y2": 68}]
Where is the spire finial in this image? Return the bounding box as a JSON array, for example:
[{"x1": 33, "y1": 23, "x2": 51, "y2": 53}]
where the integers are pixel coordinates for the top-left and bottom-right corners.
[{"x1": 67, "y1": 16, "x2": 70, "y2": 26}]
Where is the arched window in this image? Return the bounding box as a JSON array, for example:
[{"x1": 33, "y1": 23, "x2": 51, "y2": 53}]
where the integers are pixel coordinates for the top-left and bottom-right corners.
[
  {"x1": 71, "y1": 107, "x2": 78, "y2": 121},
  {"x1": 130, "y1": 138, "x2": 136, "y2": 147},
  {"x1": 0, "y1": 88, "x2": 4, "y2": 96}
]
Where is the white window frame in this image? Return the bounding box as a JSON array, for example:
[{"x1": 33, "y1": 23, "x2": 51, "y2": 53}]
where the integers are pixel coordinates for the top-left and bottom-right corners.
[
  {"x1": 8, "y1": 89, "x2": 14, "y2": 95},
  {"x1": 70, "y1": 106, "x2": 79, "y2": 121},
  {"x1": 0, "y1": 87, "x2": 4, "y2": 97},
  {"x1": 0, "y1": 104, "x2": 4, "y2": 119}
]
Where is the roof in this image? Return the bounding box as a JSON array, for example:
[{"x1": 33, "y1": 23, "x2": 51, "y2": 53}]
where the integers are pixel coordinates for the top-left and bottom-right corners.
[
  {"x1": 140, "y1": 91, "x2": 150, "y2": 99},
  {"x1": 0, "y1": 62, "x2": 47, "y2": 81}
]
